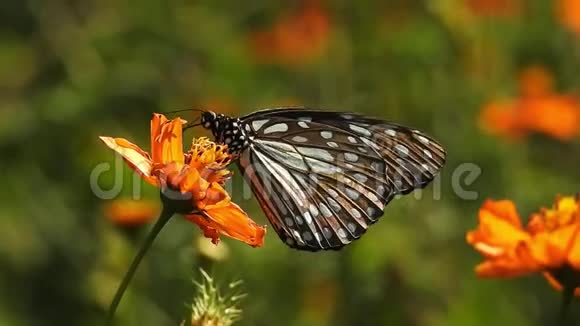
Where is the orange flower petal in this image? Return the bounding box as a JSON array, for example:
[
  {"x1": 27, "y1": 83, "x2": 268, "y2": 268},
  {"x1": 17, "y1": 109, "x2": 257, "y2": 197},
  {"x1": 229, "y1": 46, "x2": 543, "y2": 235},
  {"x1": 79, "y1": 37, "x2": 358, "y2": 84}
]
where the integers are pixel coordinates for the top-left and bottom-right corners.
[
  {"x1": 542, "y1": 272, "x2": 580, "y2": 296},
  {"x1": 475, "y1": 258, "x2": 535, "y2": 278},
  {"x1": 150, "y1": 114, "x2": 186, "y2": 166},
  {"x1": 202, "y1": 184, "x2": 230, "y2": 208},
  {"x1": 518, "y1": 65, "x2": 554, "y2": 98},
  {"x1": 187, "y1": 214, "x2": 222, "y2": 245},
  {"x1": 569, "y1": 226, "x2": 580, "y2": 269},
  {"x1": 185, "y1": 202, "x2": 266, "y2": 247},
  {"x1": 150, "y1": 113, "x2": 168, "y2": 157},
  {"x1": 527, "y1": 225, "x2": 580, "y2": 267},
  {"x1": 99, "y1": 136, "x2": 158, "y2": 186},
  {"x1": 557, "y1": 0, "x2": 580, "y2": 36},
  {"x1": 569, "y1": 243, "x2": 580, "y2": 269},
  {"x1": 478, "y1": 101, "x2": 525, "y2": 139},
  {"x1": 467, "y1": 200, "x2": 529, "y2": 257},
  {"x1": 519, "y1": 96, "x2": 580, "y2": 140},
  {"x1": 180, "y1": 168, "x2": 209, "y2": 201},
  {"x1": 104, "y1": 199, "x2": 160, "y2": 226},
  {"x1": 482, "y1": 199, "x2": 523, "y2": 227},
  {"x1": 473, "y1": 241, "x2": 540, "y2": 277}
]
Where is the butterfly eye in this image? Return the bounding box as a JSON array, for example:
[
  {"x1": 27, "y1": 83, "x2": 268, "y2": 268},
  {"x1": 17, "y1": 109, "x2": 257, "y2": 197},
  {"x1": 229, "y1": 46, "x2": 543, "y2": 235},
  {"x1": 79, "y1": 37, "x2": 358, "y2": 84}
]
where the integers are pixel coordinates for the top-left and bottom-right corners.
[{"x1": 201, "y1": 111, "x2": 217, "y2": 128}]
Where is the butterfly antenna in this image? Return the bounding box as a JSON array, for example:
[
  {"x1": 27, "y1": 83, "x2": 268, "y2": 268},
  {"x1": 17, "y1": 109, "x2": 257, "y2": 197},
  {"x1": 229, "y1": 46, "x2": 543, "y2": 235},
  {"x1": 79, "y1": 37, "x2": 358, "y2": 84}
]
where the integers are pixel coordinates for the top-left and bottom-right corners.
[
  {"x1": 163, "y1": 108, "x2": 206, "y2": 115},
  {"x1": 183, "y1": 117, "x2": 201, "y2": 130}
]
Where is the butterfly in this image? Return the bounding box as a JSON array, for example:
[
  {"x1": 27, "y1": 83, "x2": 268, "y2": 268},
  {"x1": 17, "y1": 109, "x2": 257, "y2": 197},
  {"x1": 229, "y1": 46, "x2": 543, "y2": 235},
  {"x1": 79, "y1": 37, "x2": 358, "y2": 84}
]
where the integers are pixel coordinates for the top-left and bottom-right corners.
[{"x1": 185, "y1": 107, "x2": 446, "y2": 251}]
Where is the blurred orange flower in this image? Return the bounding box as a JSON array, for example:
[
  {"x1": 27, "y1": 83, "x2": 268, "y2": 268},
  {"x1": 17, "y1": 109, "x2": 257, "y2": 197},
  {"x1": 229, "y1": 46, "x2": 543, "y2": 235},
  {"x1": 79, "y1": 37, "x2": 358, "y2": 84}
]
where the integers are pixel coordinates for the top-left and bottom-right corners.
[
  {"x1": 104, "y1": 199, "x2": 160, "y2": 226},
  {"x1": 100, "y1": 114, "x2": 265, "y2": 247},
  {"x1": 557, "y1": 0, "x2": 580, "y2": 35},
  {"x1": 250, "y1": 1, "x2": 331, "y2": 65},
  {"x1": 466, "y1": 0, "x2": 522, "y2": 17},
  {"x1": 467, "y1": 196, "x2": 580, "y2": 296},
  {"x1": 479, "y1": 65, "x2": 580, "y2": 140}
]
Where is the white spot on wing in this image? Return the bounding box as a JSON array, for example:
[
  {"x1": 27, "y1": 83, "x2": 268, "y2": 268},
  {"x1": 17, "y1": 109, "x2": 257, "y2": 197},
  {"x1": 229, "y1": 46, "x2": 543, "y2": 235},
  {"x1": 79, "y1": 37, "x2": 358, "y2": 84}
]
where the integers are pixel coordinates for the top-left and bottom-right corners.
[
  {"x1": 292, "y1": 229, "x2": 301, "y2": 239},
  {"x1": 263, "y1": 123, "x2": 289, "y2": 134},
  {"x1": 323, "y1": 227, "x2": 332, "y2": 239},
  {"x1": 292, "y1": 136, "x2": 308, "y2": 142},
  {"x1": 349, "y1": 124, "x2": 372, "y2": 136},
  {"x1": 395, "y1": 144, "x2": 409, "y2": 156},
  {"x1": 308, "y1": 204, "x2": 319, "y2": 217},
  {"x1": 306, "y1": 158, "x2": 342, "y2": 175},
  {"x1": 354, "y1": 173, "x2": 368, "y2": 183},
  {"x1": 347, "y1": 222, "x2": 357, "y2": 232},
  {"x1": 298, "y1": 147, "x2": 334, "y2": 162},
  {"x1": 348, "y1": 136, "x2": 357, "y2": 144},
  {"x1": 415, "y1": 134, "x2": 430, "y2": 144},
  {"x1": 424, "y1": 149, "x2": 433, "y2": 159},
  {"x1": 361, "y1": 137, "x2": 381, "y2": 150},
  {"x1": 328, "y1": 198, "x2": 341, "y2": 211},
  {"x1": 298, "y1": 121, "x2": 309, "y2": 128},
  {"x1": 385, "y1": 129, "x2": 397, "y2": 137},
  {"x1": 296, "y1": 215, "x2": 304, "y2": 225},
  {"x1": 345, "y1": 188, "x2": 360, "y2": 200},
  {"x1": 304, "y1": 211, "x2": 313, "y2": 224},
  {"x1": 252, "y1": 119, "x2": 268, "y2": 131},
  {"x1": 344, "y1": 152, "x2": 359, "y2": 162},
  {"x1": 320, "y1": 131, "x2": 333, "y2": 139},
  {"x1": 327, "y1": 188, "x2": 339, "y2": 197},
  {"x1": 327, "y1": 142, "x2": 339, "y2": 148},
  {"x1": 367, "y1": 192, "x2": 380, "y2": 204},
  {"x1": 320, "y1": 203, "x2": 332, "y2": 217}
]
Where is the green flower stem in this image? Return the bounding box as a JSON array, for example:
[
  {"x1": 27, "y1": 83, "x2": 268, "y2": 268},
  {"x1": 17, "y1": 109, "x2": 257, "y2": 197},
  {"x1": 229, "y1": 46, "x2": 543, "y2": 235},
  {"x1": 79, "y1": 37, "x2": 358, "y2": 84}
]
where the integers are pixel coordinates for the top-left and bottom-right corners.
[
  {"x1": 559, "y1": 285, "x2": 575, "y2": 326},
  {"x1": 107, "y1": 206, "x2": 174, "y2": 324}
]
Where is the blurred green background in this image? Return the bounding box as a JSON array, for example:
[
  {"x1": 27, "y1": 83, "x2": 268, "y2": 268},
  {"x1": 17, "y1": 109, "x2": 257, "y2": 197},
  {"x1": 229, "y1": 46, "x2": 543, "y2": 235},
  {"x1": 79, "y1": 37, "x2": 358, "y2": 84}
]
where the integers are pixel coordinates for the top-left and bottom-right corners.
[{"x1": 1, "y1": 0, "x2": 579, "y2": 325}]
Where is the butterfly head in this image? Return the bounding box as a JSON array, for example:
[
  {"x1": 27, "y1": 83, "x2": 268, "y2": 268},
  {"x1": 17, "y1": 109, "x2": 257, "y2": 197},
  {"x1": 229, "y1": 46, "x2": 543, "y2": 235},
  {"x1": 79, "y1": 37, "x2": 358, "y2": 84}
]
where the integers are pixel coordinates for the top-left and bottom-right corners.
[{"x1": 200, "y1": 111, "x2": 219, "y2": 130}]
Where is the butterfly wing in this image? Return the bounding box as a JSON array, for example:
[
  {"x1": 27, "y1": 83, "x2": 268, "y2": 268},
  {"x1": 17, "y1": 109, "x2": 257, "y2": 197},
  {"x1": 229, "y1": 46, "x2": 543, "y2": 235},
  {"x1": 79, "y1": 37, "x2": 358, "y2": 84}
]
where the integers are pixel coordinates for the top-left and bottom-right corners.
[{"x1": 236, "y1": 107, "x2": 446, "y2": 251}]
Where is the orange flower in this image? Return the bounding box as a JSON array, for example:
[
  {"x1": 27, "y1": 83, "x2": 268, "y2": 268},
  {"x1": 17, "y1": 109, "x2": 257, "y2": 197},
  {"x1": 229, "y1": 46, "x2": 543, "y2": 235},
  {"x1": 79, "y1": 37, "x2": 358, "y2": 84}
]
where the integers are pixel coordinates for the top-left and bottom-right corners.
[
  {"x1": 478, "y1": 100, "x2": 526, "y2": 139},
  {"x1": 100, "y1": 114, "x2": 266, "y2": 247},
  {"x1": 518, "y1": 65, "x2": 554, "y2": 98},
  {"x1": 479, "y1": 65, "x2": 580, "y2": 140},
  {"x1": 104, "y1": 199, "x2": 160, "y2": 226},
  {"x1": 467, "y1": 196, "x2": 580, "y2": 296},
  {"x1": 249, "y1": 1, "x2": 331, "y2": 65},
  {"x1": 518, "y1": 96, "x2": 580, "y2": 141},
  {"x1": 557, "y1": 0, "x2": 580, "y2": 36}
]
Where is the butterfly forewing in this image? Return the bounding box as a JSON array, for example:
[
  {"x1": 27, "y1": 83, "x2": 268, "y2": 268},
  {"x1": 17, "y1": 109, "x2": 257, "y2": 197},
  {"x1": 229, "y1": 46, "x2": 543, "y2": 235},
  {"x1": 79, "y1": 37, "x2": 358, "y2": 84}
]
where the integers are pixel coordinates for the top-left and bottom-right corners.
[{"x1": 234, "y1": 108, "x2": 445, "y2": 251}]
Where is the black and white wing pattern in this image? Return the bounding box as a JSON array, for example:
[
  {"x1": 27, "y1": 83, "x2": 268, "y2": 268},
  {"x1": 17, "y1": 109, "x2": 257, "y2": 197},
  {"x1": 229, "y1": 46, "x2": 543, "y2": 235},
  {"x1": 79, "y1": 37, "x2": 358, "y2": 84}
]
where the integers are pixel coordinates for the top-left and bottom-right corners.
[{"x1": 235, "y1": 108, "x2": 446, "y2": 251}]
